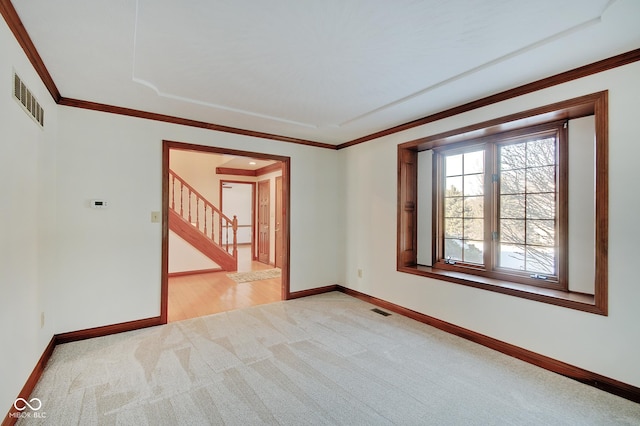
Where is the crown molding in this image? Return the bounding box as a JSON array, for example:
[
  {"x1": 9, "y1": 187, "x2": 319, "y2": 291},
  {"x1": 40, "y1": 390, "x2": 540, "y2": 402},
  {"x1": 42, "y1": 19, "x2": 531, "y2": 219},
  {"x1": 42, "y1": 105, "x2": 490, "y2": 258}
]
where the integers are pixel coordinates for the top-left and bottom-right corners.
[
  {"x1": 3, "y1": 0, "x2": 640, "y2": 152},
  {"x1": 337, "y1": 48, "x2": 640, "y2": 149},
  {"x1": 0, "y1": 0, "x2": 336, "y2": 150},
  {"x1": 0, "y1": 0, "x2": 60, "y2": 101},
  {"x1": 58, "y1": 97, "x2": 336, "y2": 149}
]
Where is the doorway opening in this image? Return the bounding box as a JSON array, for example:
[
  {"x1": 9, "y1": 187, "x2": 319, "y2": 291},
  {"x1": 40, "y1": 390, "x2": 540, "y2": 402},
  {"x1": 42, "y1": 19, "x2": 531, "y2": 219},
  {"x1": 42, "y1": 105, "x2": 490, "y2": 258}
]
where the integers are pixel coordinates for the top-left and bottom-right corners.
[
  {"x1": 161, "y1": 140, "x2": 290, "y2": 323},
  {"x1": 220, "y1": 180, "x2": 256, "y2": 268}
]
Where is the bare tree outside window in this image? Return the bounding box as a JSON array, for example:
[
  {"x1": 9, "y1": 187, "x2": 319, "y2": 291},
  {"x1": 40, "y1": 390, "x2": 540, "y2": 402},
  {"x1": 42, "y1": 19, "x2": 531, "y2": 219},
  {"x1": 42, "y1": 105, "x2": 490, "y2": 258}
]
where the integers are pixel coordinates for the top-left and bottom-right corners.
[
  {"x1": 443, "y1": 150, "x2": 484, "y2": 264},
  {"x1": 435, "y1": 124, "x2": 564, "y2": 286},
  {"x1": 498, "y1": 136, "x2": 557, "y2": 275}
]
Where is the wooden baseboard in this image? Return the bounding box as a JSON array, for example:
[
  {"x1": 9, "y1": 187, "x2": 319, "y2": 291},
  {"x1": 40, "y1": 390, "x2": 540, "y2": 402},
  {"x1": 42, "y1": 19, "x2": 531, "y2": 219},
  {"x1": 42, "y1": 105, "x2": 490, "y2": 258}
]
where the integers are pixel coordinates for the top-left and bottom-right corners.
[
  {"x1": 55, "y1": 316, "x2": 163, "y2": 345},
  {"x1": 287, "y1": 285, "x2": 338, "y2": 300},
  {"x1": 4, "y1": 315, "x2": 163, "y2": 425},
  {"x1": 168, "y1": 268, "x2": 223, "y2": 278},
  {"x1": 336, "y1": 285, "x2": 640, "y2": 404},
  {"x1": 2, "y1": 337, "x2": 56, "y2": 426}
]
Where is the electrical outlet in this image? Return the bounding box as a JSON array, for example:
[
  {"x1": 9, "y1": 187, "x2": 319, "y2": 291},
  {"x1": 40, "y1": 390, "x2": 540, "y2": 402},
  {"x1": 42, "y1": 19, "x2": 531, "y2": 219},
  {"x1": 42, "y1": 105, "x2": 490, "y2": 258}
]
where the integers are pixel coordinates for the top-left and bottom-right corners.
[
  {"x1": 151, "y1": 211, "x2": 161, "y2": 223},
  {"x1": 40, "y1": 312, "x2": 45, "y2": 328},
  {"x1": 357, "y1": 269, "x2": 363, "y2": 278}
]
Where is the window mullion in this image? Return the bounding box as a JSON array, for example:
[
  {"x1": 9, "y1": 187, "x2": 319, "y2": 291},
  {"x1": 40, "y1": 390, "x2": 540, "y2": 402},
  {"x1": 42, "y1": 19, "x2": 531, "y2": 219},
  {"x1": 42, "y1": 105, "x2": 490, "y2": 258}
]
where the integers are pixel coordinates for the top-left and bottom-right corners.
[{"x1": 485, "y1": 143, "x2": 497, "y2": 272}]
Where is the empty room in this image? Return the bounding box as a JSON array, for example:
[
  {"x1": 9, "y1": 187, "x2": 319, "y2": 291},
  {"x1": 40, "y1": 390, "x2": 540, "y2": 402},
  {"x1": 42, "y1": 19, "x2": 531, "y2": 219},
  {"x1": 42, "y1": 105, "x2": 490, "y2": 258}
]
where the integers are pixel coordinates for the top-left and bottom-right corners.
[{"x1": 1, "y1": 0, "x2": 640, "y2": 424}]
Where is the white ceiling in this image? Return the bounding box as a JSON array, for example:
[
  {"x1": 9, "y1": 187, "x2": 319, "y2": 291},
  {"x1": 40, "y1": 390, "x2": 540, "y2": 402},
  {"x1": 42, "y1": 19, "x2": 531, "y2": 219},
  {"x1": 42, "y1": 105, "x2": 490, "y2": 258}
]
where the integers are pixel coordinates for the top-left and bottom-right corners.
[
  {"x1": 218, "y1": 156, "x2": 276, "y2": 171},
  {"x1": 172, "y1": 149, "x2": 276, "y2": 171},
  {"x1": 11, "y1": 0, "x2": 640, "y2": 145}
]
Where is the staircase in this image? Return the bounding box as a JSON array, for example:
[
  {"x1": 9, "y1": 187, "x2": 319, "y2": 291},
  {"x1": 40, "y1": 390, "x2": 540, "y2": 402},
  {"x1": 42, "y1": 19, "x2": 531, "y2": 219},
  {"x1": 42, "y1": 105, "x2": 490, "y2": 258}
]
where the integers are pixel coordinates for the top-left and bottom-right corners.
[{"x1": 169, "y1": 169, "x2": 238, "y2": 271}]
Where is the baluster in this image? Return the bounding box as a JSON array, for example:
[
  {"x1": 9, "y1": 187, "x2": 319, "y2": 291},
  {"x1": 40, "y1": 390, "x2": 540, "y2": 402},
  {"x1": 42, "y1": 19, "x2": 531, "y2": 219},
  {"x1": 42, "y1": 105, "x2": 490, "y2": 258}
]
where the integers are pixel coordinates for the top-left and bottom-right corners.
[
  {"x1": 232, "y1": 215, "x2": 238, "y2": 259},
  {"x1": 212, "y1": 210, "x2": 216, "y2": 241},
  {"x1": 188, "y1": 189, "x2": 192, "y2": 223},
  {"x1": 180, "y1": 183, "x2": 184, "y2": 217},
  {"x1": 219, "y1": 216, "x2": 223, "y2": 246},
  {"x1": 171, "y1": 175, "x2": 175, "y2": 210},
  {"x1": 196, "y1": 198, "x2": 200, "y2": 229},
  {"x1": 225, "y1": 220, "x2": 229, "y2": 251},
  {"x1": 204, "y1": 205, "x2": 207, "y2": 236}
]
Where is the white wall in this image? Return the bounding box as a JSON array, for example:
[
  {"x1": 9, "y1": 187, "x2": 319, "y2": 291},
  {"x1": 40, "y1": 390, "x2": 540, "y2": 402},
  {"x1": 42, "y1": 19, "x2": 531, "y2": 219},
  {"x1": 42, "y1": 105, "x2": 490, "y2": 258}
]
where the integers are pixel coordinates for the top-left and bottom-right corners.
[
  {"x1": 221, "y1": 182, "x2": 253, "y2": 244},
  {"x1": 568, "y1": 116, "x2": 596, "y2": 294},
  {"x1": 168, "y1": 231, "x2": 220, "y2": 273},
  {"x1": 0, "y1": 20, "x2": 59, "y2": 416},
  {"x1": 52, "y1": 106, "x2": 343, "y2": 336},
  {"x1": 341, "y1": 61, "x2": 640, "y2": 388},
  {"x1": 416, "y1": 150, "x2": 432, "y2": 266}
]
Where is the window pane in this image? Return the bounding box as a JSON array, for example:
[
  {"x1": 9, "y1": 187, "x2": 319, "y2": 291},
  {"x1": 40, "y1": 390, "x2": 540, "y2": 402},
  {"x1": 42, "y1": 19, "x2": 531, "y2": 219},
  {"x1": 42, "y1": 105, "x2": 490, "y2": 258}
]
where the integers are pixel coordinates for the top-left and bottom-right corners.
[
  {"x1": 526, "y1": 166, "x2": 556, "y2": 193},
  {"x1": 464, "y1": 218, "x2": 484, "y2": 240},
  {"x1": 445, "y1": 176, "x2": 463, "y2": 196},
  {"x1": 464, "y1": 241, "x2": 484, "y2": 264},
  {"x1": 526, "y1": 193, "x2": 555, "y2": 219},
  {"x1": 527, "y1": 137, "x2": 556, "y2": 167},
  {"x1": 444, "y1": 197, "x2": 463, "y2": 217},
  {"x1": 445, "y1": 218, "x2": 463, "y2": 238},
  {"x1": 500, "y1": 143, "x2": 526, "y2": 171},
  {"x1": 526, "y1": 220, "x2": 555, "y2": 246},
  {"x1": 499, "y1": 244, "x2": 525, "y2": 270},
  {"x1": 500, "y1": 219, "x2": 525, "y2": 244},
  {"x1": 445, "y1": 239, "x2": 462, "y2": 261},
  {"x1": 464, "y1": 151, "x2": 484, "y2": 174},
  {"x1": 446, "y1": 154, "x2": 463, "y2": 176},
  {"x1": 464, "y1": 174, "x2": 484, "y2": 196},
  {"x1": 464, "y1": 196, "x2": 484, "y2": 218},
  {"x1": 500, "y1": 194, "x2": 525, "y2": 219},
  {"x1": 500, "y1": 169, "x2": 525, "y2": 194},
  {"x1": 526, "y1": 246, "x2": 555, "y2": 275}
]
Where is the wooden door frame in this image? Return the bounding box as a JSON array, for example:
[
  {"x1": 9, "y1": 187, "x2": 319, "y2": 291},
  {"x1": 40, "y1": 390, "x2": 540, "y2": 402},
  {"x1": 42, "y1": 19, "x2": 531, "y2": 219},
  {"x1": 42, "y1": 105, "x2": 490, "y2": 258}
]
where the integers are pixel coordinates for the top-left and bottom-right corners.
[
  {"x1": 257, "y1": 178, "x2": 271, "y2": 265},
  {"x1": 275, "y1": 176, "x2": 283, "y2": 269},
  {"x1": 161, "y1": 140, "x2": 291, "y2": 324},
  {"x1": 219, "y1": 180, "x2": 256, "y2": 261}
]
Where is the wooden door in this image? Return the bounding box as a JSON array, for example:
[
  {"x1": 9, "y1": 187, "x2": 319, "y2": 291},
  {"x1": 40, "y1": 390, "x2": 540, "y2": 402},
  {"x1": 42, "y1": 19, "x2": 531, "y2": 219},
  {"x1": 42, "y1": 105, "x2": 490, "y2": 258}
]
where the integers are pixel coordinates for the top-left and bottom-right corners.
[
  {"x1": 275, "y1": 176, "x2": 283, "y2": 268},
  {"x1": 257, "y1": 179, "x2": 270, "y2": 264}
]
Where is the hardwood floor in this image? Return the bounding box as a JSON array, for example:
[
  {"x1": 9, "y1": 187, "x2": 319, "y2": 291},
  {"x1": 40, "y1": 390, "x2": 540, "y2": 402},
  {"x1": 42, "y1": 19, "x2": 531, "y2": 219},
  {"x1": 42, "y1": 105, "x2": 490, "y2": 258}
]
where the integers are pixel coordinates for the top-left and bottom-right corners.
[{"x1": 168, "y1": 246, "x2": 282, "y2": 322}]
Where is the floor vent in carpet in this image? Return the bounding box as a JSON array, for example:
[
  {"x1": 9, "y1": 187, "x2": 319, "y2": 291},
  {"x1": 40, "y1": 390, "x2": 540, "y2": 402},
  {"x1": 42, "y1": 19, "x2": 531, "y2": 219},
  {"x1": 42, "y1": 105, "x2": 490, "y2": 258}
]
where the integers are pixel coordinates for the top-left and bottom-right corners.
[{"x1": 371, "y1": 308, "x2": 391, "y2": 316}]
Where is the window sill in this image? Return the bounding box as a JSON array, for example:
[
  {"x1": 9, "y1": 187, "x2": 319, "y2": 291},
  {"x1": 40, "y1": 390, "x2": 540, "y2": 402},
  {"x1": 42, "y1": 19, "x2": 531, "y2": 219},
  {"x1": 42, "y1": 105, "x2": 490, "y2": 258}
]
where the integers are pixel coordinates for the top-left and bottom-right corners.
[{"x1": 398, "y1": 264, "x2": 604, "y2": 315}]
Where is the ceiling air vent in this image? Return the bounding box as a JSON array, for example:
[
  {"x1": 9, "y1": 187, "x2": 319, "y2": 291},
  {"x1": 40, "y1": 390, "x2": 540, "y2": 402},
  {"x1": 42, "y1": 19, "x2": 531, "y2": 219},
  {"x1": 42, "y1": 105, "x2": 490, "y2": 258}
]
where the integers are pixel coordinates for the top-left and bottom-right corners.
[{"x1": 13, "y1": 72, "x2": 44, "y2": 127}]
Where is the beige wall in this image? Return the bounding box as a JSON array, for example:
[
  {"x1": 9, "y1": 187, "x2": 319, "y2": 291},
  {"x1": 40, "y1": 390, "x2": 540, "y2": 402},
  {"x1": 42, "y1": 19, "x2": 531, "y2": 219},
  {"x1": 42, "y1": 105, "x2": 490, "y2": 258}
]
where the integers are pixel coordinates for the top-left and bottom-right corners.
[
  {"x1": 52, "y1": 107, "x2": 343, "y2": 335},
  {"x1": 0, "y1": 20, "x2": 59, "y2": 415},
  {"x1": 168, "y1": 230, "x2": 220, "y2": 273},
  {"x1": 340, "y1": 61, "x2": 640, "y2": 388}
]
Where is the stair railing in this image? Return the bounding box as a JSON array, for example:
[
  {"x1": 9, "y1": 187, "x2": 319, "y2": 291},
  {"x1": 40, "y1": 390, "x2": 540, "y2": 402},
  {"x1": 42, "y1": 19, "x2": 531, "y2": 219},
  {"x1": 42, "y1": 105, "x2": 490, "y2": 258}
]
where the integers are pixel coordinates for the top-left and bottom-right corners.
[{"x1": 169, "y1": 169, "x2": 238, "y2": 259}]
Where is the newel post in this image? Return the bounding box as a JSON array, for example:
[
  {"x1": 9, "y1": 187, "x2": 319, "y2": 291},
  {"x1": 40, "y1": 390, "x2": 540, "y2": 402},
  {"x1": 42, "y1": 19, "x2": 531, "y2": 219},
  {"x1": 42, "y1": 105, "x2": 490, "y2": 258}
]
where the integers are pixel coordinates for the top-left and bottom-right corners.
[{"x1": 232, "y1": 215, "x2": 238, "y2": 258}]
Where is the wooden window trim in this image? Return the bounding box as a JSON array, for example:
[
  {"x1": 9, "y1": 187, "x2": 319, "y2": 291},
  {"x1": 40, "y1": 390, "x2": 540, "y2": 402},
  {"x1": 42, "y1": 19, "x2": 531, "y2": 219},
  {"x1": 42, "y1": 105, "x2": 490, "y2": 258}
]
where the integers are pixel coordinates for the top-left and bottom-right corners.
[
  {"x1": 397, "y1": 91, "x2": 608, "y2": 315},
  {"x1": 432, "y1": 122, "x2": 567, "y2": 290}
]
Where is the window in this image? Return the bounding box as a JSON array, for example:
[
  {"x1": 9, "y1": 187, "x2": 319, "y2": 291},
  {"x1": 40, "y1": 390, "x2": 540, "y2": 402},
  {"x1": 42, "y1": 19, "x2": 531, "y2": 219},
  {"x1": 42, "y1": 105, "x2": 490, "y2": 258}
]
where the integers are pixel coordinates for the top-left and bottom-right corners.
[
  {"x1": 434, "y1": 122, "x2": 567, "y2": 290},
  {"x1": 397, "y1": 92, "x2": 608, "y2": 315}
]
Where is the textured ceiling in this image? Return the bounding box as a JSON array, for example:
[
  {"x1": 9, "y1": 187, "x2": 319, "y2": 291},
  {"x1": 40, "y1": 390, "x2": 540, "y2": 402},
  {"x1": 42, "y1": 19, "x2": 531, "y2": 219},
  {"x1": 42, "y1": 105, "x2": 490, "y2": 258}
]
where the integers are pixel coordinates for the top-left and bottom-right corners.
[{"x1": 11, "y1": 0, "x2": 640, "y2": 144}]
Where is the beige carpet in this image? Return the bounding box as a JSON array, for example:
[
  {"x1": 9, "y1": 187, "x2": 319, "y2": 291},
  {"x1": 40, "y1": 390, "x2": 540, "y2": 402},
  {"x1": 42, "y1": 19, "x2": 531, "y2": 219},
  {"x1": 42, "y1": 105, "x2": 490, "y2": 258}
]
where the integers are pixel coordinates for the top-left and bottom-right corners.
[
  {"x1": 18, "y1": 292, "x2": 640, "y2": 425},
  {"x1": 227, "y1": 269, "x2": 281, "y2": 283}
]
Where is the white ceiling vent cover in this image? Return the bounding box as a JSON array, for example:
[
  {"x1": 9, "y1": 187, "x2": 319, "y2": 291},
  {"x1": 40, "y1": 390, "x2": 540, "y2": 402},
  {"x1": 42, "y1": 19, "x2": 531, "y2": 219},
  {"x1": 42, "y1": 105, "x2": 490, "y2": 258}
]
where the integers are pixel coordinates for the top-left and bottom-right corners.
[{"x1": 13, "y1": 72, "x2": 44, "y2": 127}]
